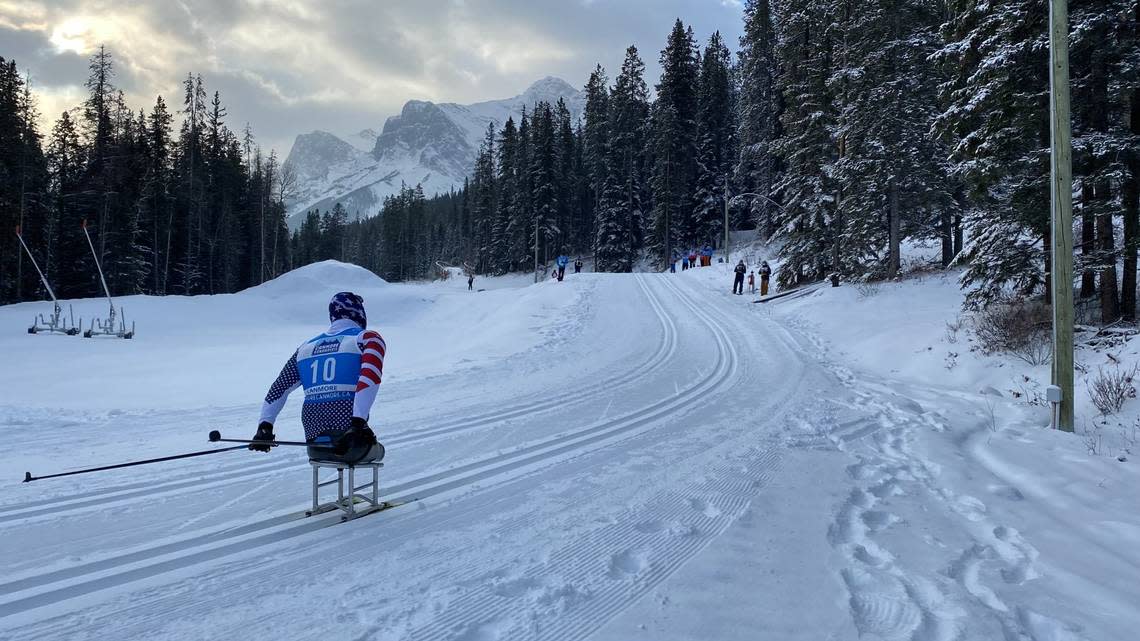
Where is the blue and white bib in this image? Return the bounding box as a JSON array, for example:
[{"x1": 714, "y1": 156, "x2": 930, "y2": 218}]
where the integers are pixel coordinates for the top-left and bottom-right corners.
[{"x1": 296, "y1": 326, "x2": 363, "y2": 405}]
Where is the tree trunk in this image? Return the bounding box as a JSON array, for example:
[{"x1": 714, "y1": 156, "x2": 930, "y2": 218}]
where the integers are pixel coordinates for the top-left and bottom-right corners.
[
  {"x1": 1043, "y1": 230, "x2": 1052, "y2": 306},
  {"x1": 887, "y1": 177, "x2": 900, "y2": 278},
  {"x1": 940, "y1": 210, "x2": 953, "y2": 267},
  {"x1": 1080, "y1": 183, "x2": 1096, "y2": 297},
  {"x1": 1124, "y1": 89, "x2": 1140, "y2": 322},
  {"x1": 953, "y1": 213, "x2": 963, "y2": 257},
  {"x1": 1097, "y1": 181, "x2": 1119, "y2": 322}
]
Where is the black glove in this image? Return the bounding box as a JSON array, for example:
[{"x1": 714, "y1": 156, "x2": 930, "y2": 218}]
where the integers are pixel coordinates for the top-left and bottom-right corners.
[
  {"x1": 250, "y1": 421, "x2": 275, "y2": 452},
  {"x1": 334, "y1": 417, "x2": 377, "y2": 455}
]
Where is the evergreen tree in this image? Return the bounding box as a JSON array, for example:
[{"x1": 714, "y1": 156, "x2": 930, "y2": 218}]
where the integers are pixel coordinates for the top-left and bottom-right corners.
[
  {"x1": 650, "y1": 20, "x2": 701, "y2": 264},
  {"x1": 583, "y1": 65, "x2": 610, "y2": 218},
  {"x1": 935, "y1": 0, "x2": 1051, "y2": 306},
  {"x1": 594, "y1": 46, "x2": 650, "y2": 272},
  {"x1": 691, "y1": 32, "x2": 736, "y2": 249},
  {"x1": 491, "y1": 118, "x2": 518, "y2": 274},
  {"x1": 470, "y1": 124, "x2": 497, "y2": 272},
  {"x1": 770, "y1": 1, "x2": 837, "y2": 287},
  {"x1": 530, "y1": 102, "x2": 560, "y2": 262},
  {"x1": 736, "y1": 0, "x2": 782, "y2": 237}
]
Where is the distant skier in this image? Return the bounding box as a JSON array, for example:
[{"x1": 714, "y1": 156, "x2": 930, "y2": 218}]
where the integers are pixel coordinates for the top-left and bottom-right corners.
[
  {"x1": 759, "y1": 261, "x2": 772, "y2": 296},
  {"x1": 252, "y1": 292, "x2": 385, "y2": 463},
  {"x1": 467, "y1": 273, "x2": 474, "y2": 290},
  {"x1": 556, "y1": 255, "x2": 569, "y2": 281},
  {"x1": 748, "y1": 271, "x2": 756, "y2": 294},
  {"x1": 574, "y1": 258, "x2": 583, "y2": 274},
  {"x1": 733, "y1": 260, "x2": 746, "y2": 295}
]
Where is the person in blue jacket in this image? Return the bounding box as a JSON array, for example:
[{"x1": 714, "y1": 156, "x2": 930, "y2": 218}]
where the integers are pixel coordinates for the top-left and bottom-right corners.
[{"x1": 556, "y1": 255, "x2": 569, "y2": 281}]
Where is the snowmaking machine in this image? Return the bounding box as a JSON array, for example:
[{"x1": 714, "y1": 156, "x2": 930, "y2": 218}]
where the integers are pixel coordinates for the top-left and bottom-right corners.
[
  {"x1": 80, "y1": 220, "x2": 134, "y2": 339},
  {"x1": 14, "y1": 227, "x2": 80, "y2": 336}
]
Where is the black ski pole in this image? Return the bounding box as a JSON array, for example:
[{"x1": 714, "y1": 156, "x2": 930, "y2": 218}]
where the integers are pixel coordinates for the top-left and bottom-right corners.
[
  {"x1": 208, "y1": 430, "x2": 336, "y2": 450},
  {"x1": 23, "y1": 444, "x2": 250, "y2": 483}
]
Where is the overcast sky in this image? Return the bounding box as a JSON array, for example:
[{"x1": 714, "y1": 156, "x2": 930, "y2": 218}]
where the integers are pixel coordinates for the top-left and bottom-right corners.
[{"x1": 1, "y1": 0, "x2": 745, "y2": 155}]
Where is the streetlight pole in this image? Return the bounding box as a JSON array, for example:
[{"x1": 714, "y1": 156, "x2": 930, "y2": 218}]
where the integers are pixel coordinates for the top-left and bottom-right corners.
[{"x1": 1049, "y1": 0, "x2": 1075, "y2": 431}]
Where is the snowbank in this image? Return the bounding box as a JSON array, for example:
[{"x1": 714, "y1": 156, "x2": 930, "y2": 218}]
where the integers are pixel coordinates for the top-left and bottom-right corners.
[{"x1": 0, "y1": 261, "x2": 583, "y2": 411}]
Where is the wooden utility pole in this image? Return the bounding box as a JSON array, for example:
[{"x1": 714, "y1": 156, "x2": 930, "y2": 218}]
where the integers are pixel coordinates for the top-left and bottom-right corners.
[{"x1": 1049, "y1": 0, "x2": 1075, "y2": 431}]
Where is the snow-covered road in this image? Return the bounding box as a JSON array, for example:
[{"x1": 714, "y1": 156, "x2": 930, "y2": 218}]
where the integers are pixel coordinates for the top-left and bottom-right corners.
[{"x1": 1, "y1": 264, "x2": 1136, "y2": 641}]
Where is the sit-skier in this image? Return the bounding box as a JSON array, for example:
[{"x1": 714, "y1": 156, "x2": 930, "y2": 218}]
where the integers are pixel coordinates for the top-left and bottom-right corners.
[{"x1": 252, "y1": 292, "x2": 386, "y2": 463}]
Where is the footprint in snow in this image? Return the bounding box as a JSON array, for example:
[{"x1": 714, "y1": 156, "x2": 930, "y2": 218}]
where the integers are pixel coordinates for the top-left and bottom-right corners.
[
  {"x1": 951, "y1": 495, "x2": 988, "y2": 522},
  {"x1": 608, "y1": 549, "x2": 649, "y2": 579},
  {"x1": 861, "y1": 510, "x2": 901, "y2": 533},
  {"x1": 454, "y1": 621, "x2": 505, "y2": 641},
  {"x1": 986, "y1": 484, "x2": 1025, "y2": 502},
  {"x1": 992, "y1": 526, "x2": 1040, "y2": 584},
  {"x1": 689, "y1": 498, "x2": 722, "y2": 519}
]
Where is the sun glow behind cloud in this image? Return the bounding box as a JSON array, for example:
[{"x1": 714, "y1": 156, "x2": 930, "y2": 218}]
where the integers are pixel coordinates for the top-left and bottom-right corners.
[{"x1": 48, "y1": 16, "x2": 95, "y2": 54}]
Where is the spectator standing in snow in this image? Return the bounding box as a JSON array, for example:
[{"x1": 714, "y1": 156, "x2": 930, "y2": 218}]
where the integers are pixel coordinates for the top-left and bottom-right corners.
[
  {"x1": 759, "y1": 261, "x2": 772, "y2": 296},
  {"x1": 689, "y1": 250, "x2": 698, "y2": 268},
  {"x1": 682, "y1": 256, "x2": 690, "y2": 270},
  {"x1": 574, "y1": 258, "x2": 583, "y2": 274},
  {"x1": 701, "y1": 246, "x2": 714, "y2": 267},
  {"x1": 748, "y1": 271, "x2": 756, "y2": 294},
  {"x1": 733, "y1": 260, "x2": 747, "y2": 295},
  {"x1": 467, "y1": 274, "x2": 474, "y2": 291},
  {"x1": 556, "y1": 255, "x2": 569, "y2": 281}
]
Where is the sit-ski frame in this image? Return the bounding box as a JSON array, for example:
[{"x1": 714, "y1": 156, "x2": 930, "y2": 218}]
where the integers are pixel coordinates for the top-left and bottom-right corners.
[{"x1": 307, "y1": 459, "x2": 386, "y2": 521}]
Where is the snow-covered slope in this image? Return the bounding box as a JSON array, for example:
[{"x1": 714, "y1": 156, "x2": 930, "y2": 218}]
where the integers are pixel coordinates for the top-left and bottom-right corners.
[
  {"x1": 3, "y1": 257, "x2": 1136, "y2": 641},
  {"x1": 283, "y1": 77, "x2": 586, "y2": 227}
]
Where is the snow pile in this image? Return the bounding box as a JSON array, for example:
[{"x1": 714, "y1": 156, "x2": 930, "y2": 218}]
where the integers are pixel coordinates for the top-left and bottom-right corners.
[{"x1": 248, "y1": 260, "x2": 388, "y2": 298}]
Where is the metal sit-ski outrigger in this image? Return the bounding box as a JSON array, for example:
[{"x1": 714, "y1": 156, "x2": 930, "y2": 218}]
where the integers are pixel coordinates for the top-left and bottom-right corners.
[
  {"x1": 80, "y1": 220, "x2": 135, "y2": 339},
  {"x1": 15, "y1": 227, "x2": 80, "y2": 336}
]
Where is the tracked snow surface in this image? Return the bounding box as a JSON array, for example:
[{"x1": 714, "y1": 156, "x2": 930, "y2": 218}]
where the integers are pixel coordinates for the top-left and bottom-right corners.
[{"x1": 0, "y1": 258, "x2": 1137, "y2": 641}]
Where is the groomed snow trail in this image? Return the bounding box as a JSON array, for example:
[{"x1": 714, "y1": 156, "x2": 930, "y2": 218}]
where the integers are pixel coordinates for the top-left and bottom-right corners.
[{"x1": 0, "y1": 272, "x2": 829, "y2": 641}]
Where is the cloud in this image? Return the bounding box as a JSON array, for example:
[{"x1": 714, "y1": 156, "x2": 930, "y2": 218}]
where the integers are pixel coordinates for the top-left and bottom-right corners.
[{"x1": 1, "y1": 0, "x2": 744, "y2": 155}]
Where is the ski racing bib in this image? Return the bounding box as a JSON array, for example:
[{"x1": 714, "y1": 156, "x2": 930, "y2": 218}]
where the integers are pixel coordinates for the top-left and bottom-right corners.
[{"x1": 296, "y1": 327, "x2": 363, "y2": 405}]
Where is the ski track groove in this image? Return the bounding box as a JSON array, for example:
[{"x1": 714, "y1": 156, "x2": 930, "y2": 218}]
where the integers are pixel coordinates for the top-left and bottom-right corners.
[
  {"x1": 0, "y1": 277, "x2": 677, "y2": 526},
  {"x1": 404, "y1": 276, "x2": 770, "y2": 641},
  {"x1": 422, "y1": 452, "x2": 778, "y2": 641},
  {"x1": 0, "y1": 274, "x2": 745, "y2": 621}
]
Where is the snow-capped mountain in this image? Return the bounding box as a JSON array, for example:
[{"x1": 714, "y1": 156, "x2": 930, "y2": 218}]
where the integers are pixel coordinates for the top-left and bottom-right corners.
[{"x1": 283, "y1": 77, "x2": 586, "y2": 227}]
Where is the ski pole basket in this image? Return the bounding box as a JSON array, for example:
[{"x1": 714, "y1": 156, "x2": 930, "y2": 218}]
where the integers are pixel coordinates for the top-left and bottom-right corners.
[{"x1": 307, "y1": 460, "x2": 385, "y2": 522}]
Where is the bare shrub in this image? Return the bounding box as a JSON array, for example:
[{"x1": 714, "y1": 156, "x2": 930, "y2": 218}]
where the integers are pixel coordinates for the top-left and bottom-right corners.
[
  {"x1": 1086, "y1": 365, "x2": 1138, "y2": 415},
  {"x1": 855, "y1": 281, "x2": 880, "y2": 299},
  {"x1": 1081, "y1": 421, "x2": 1104, "y2": 455},
  {"x1": 971, "y1": 298, "x2": 1052, "y2": 365},
  {"x1": 944, "y1": 315, "x2": 965, "y2": 344}
]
